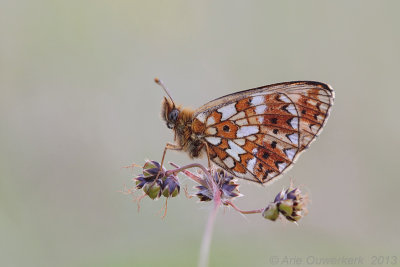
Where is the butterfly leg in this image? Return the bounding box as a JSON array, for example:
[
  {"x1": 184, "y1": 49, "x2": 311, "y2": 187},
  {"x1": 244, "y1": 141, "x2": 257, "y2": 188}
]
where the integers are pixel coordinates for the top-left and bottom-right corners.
[{"x1": 157, "y1": 142, "x2": 182, "y2": 179}]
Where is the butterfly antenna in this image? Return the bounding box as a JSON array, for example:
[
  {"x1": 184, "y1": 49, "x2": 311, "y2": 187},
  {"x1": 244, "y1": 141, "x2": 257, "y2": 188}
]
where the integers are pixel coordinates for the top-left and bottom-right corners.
[{"x1": 154, "y1": 77, "x2": 175, "y2": 106}]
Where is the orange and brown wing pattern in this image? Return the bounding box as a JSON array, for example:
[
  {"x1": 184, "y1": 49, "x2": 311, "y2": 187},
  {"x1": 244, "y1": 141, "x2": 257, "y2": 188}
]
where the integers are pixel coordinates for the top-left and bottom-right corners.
[
  {"x1": 280, "y1": 82, "x2": 334, "y2": 151},
  {"x1": 193, "y1": 81, "x2": 334, "y2": 184}
]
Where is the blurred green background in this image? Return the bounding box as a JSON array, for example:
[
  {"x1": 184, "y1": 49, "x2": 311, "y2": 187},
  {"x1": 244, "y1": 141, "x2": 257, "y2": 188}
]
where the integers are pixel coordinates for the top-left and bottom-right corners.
[{"x1": 1, "y1": 1, "x2": 399, "y2": 266}]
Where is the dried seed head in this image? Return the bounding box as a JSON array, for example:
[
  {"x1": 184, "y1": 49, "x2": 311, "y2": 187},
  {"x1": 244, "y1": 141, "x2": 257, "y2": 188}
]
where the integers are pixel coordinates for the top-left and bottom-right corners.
[
  {"x1": 262, "y1": 185, "x2": 308, "y2": 222},
  {"x1": 195, "y1": 169, "x2": 241, "y2": 203},
  {"x1": 134, "y1": 160, "x2": 166, "y2": 190},
  {"x1": 279, "y1": 187, "x2": 307, "y2": 222},
  {"x1": 132, "y1": 160, "x2": 179, "y2": 200},
  {"x1": 143, "y1": 160, "x2": 166, "y2": 178},
  {"x1": 162, "y1": 175, "x2": 180, "y2": 198},
  {"x1": 143, "y1": 179, "x2": 162, "y2": 200}
]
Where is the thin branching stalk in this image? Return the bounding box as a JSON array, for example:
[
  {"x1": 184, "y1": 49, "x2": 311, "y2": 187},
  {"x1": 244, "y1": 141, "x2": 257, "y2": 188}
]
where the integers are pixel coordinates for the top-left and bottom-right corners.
[
  {"x1": 169, "y1": 162, "x2": 222, "y2": 267},
  {"x1": 198, "y1": 176, "x2": 221, "y2": 267},
  {"x1": 126, "y1": 160, "x2": 309, "y2": 267},
  {"x1": 168, "y1": 163, "x2": 211, "y2": 187},
  {"x1": 225, "y1": 200, "x2": 264, "y2": 214}
]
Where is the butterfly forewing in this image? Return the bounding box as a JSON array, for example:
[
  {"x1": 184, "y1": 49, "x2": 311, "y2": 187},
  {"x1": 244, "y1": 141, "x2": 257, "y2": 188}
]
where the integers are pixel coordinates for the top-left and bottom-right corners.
[{"x1": 194, "y1": 81, "x2": 334, "y2": 184}]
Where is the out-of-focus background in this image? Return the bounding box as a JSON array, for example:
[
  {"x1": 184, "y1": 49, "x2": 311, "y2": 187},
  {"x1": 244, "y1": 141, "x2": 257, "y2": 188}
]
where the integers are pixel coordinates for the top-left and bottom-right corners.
[{"x1": 1, "y1": 1, "x2": 399, "y2": 266}]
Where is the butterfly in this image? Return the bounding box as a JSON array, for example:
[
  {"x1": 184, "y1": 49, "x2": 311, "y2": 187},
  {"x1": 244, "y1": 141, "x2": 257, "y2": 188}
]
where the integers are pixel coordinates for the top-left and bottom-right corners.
[{"x1": 156, "y1": 78, "x2": 334, "y2": 184}]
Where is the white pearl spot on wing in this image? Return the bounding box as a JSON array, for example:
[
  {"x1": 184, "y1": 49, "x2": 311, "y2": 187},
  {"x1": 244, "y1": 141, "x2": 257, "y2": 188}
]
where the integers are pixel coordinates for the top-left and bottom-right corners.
[
  {"x1": 319, "y1": 103, "x2": 329, "y2": 112},
  {"x1": 255, "y1": 104, "x2": 267, "y2": 115},
  {"x1": 289, "y1": 117, "x2": 299, "y2": 129},
  {"x1": 205, "y1": 136, "x2": 222, "y2": 145},
  {"x1": 234, "y1": 138, "x2": 246, "y2": 146},
  {"x1": 223, "y1": 157, "x2": 235, "y2": 168},
  {"x1": 197, "y1": 113, "x2": 206, "y2": 123},
  {"x1": 247, "y1": 157, "x2": 257, "y2": 173},
  {"x1": 276, "y1": 162, "x2": 287, "y2": 172},
  {"x1": 310, "y1": 124, "x2": 320, "y2": 133},
  {"x1": 226, "y1": 140, "x2": 246, "y2": 161},
  {"x1": 247, "y1": 135, "x2": 257, "y2": 141},
  {"x1": 237, "y1": 126, "x2": 259, "y2": 138},
  {"x1": 287, "y1": 133, "x2": 299, "y2": 145},
  {"x1": 280, "y1": 94, "x2": 291, "y2": 103},
  {"x1": 205, "y1": 127, "x2": 217, "y2": 135},
  {"x1": 251, "y1": 95, "x2": 265, "y2": 106},
  {"x1": 230, "y1": 111, "x2": 246, "y2": 120},
  {"x1": 218, "y1": 103, "x2": 237, "y2": 121},
  {"x1": 212, "y1": 156, "x2": 224, "y2": 166},
  {"x1": 206, "y1": 116, "x2": 216, "y2": 126},
  {"x1": 236, "y1": 118, "x2": 248, "y2": 126},
  {"x1": 286, "y1": 104, "x2": 297, "y2": 115},
  {"x1": 284, "y1": 148, "x2": 296, "y2": 161},
  {"x1": 252, "y1": 148, "x2": 258, "y2": 155}
]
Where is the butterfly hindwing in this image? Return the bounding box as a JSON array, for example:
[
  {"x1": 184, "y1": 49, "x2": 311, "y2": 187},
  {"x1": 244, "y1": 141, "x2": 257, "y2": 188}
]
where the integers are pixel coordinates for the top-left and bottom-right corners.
[
  {"x1": 194, "y1": 81, "x2": 334, "y2": 184},
  {"x1": 282, "y1": 85, "x2": 333, "y2": 151}
]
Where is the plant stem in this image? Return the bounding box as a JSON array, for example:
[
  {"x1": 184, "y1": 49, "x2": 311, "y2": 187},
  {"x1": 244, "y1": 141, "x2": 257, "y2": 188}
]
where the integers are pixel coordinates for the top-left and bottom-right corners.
[
  {"x1": 167, "y1": 162, "x2": 222, "y2": 267},
  {"x1": 225, "y1": 200, "x2": 264, "y2": 214},
  {"x1": 168, "y1": 162, "x2": 211, "y2": 187},
  {"x1": 198, "y1": 186, "x2": 221, "y2": 267}
]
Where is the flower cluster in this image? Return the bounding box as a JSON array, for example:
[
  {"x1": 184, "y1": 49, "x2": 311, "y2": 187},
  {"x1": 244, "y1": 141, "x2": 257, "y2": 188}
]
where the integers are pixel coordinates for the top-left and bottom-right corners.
[
  {"x1": 194, "y1": 169, "x2": 241, "y2": 203},
  {"x1": 125, "y1": 160, "x2": 309, "y2": 223},
  {"x1": 134, "y1": 160, "x2": 180, "y2": 199},
  {"x1": 262, "y1": 185, "x2": 308, "y2": 222}
]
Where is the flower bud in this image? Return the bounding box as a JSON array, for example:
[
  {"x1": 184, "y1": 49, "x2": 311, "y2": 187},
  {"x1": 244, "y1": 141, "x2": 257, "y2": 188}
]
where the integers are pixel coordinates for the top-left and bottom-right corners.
[
  {"x1": 278, "y1": 187, "x2": 307, "y2": 222},
  {"x1": 143, "y1": 160, "x2": 165, "y2": 178},
  {"x1": 162, "y1": 175, "x2": 180, "y2": 198},
  {"x1": 143, "y1": 180, "x2": 162, "y2": 200},
  {"x1": 277, "y1": 199, "x2": 294, "y2": 217},
  {"x1": 133, "y1": 160, "x2": 165, "y2": 191},
  {"x1": 262, "y1": 203, "x2": 279, "y2": 221},
  {"x1": 135, "y1": 175, "x2": 147, "y2": 189},
  {"x1": 262, "y1": 185, "x2": 308, "y2": 222}
]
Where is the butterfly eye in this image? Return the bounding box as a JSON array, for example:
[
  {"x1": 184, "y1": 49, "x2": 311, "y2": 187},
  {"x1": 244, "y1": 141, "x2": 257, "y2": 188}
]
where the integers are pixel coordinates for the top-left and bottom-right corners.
[{"x1": 168, "y1": 109, "x2": 179, "y2": 122}]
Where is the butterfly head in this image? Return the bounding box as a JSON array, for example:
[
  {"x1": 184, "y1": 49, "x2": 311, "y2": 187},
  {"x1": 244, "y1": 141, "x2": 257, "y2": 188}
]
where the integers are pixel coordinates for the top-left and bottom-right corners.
[
  {"x1": 161, "y1": 97, "x2": 180, "y2": 129},
  {"x1": 155, "y1": 78, "x2": 181, "y2": 130}
]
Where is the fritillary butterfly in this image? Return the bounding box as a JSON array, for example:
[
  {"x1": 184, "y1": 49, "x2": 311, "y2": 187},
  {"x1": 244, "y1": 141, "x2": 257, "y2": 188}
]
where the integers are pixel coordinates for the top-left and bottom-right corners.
[{"x1": 157, "y1": 79, "x2": 334, "y2": 184}]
